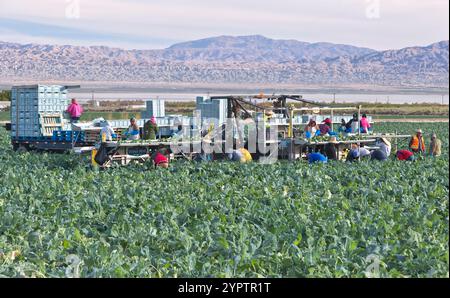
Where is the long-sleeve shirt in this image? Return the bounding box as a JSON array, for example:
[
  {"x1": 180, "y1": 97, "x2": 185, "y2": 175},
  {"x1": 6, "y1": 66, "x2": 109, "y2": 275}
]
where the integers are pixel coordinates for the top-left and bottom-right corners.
[
  {"x1": 66, "y1": 103, "x2": 83, "y2": 118},
  {"x1": 319, "y1": 124, "x2": 331, "y2": 135},
  {"x1": 308, "y1": 153, "x2": 328, "y2": 164},
  {"x1": 377, "y1": 141, "x2": 391, "y2": 157},
  {"x1": 143, "y1": 121, "x2": 158, "y2": 140},
  {"x1": 126, "y1": 124, "x2": 140, "y2": 140},
  {"x1": 360, "y1": 118, "x2": 371, "y2": 131},
  {"x1": 153, "y1": 152, "x2": 168, "y2": 165},
  {"x1": 429, "y1": 139, "x2": 442, "y2": 156},
  {"x1": 397, "y1": 150, "x2": 414, "y2": 161},
  {"x1": 101, "y1": 126, "x2": 116, "y2": 141}
]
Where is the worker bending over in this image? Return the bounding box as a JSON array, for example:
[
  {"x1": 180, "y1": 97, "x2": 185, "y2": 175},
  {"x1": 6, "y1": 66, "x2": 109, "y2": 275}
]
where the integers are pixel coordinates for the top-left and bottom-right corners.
[
  {"x1": 308, "y1": 152, "x2": 328, "y2": 164},
  {"x1": 396, "y1": 150, "x2": 415, "y2": 161},
  {"x1": 229, "y1": 148, "x2": 253, "y2": 163},
  {"x1": 100, "y1": 121, "x2": 117, "y2": 142}
]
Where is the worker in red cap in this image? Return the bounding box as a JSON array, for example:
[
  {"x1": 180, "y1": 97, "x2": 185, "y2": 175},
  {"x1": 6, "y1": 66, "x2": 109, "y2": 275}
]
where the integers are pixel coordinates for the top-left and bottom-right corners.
[
  {"x1": 153, "y1": 151, "x2": 169, "y2": 168},
  {"x1": 318, "y1": 118, "x2": 332, "y2": 136}
]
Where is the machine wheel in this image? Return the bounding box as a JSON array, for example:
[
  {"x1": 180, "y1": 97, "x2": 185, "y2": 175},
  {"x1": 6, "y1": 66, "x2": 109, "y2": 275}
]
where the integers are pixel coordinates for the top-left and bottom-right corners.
[{"x1": 16, "y1": 145, "x2": 29, "y2": 153}]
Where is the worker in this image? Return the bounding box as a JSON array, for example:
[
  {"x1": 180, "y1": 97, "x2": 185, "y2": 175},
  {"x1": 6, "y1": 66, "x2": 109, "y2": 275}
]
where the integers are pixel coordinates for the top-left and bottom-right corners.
[
  {"x1": 360, "y1": 114, "x2": 371, "y2": 133},
  {"x1": 66, "y1": 98, "x2": 84, "y2": 123},
  {"x1": 377, "y1": 137, "x2": 392, "y2": 157},
  {"x1": 347, "y1": 144, "x2": 371, "y2": 162},
  {"x1": 143, "y1": 116, "x2": 159, "y2": 140},
  {"x1": 338, "y1": 119, "x2": 347, "y2": 134},
  {"x1": 323, "y1": 136, "x2": 338, "y2": 160},
  {"x1": 100, "y1": 120, "x2": 117, "y2": 142},
  {"x1": 371, "y1": 149, "x2": 388, "y2": 161},
  {"x1": 409, "y1": 129, "x2": 426, "y2": 154},
  {"x1": 318, "y1": 118, "x2": 332, "y2": 136},
  {"x1": 153, "y1": 151, "x2": 169, "y2": 168},
  {"x1": 429, "y1": 133, "x2": 442, "y2": 157},
  {"x1": 228, "y1": 148, "x2": 252, "y2": 163},
  {"x1": 171, "y1": 118, "x2": 184, "y2": 137},
  {"x1": 305, "y1": 119, "x2": 319, "y2": 138},
  {"x1": 345, "y1": 113, "x2": 358, "y2": 133},
  {"x1": 264, "y1": 110, "x2": 274, "y2": 139},
  {"x1": 396, "y1": 149, "x2": 415, "y2": 161},
  {"x1": 124, "y1": 117, "x2": 140, "y2": 140},
  {"x1": 371, "y1": 137, "x2": 391, "y2": 161},
  {"x1": 308, "y1": 152, "x2": 328, "y2": 164}
]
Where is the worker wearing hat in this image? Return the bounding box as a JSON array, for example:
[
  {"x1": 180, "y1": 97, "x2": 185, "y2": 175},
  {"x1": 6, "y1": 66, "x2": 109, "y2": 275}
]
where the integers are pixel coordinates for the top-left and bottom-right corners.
[
  {"x1": 371, "y1": 137, "x2": 391, "y2": 161},
  {"x1": 100, "y1": 120, "x2": 117, "y2": 142},
  {"x1": 319, "y1": 118, "x2": 332, "y2": 136},
  {"x1": 143, "y1": 116, "x2": 159, "y2": 140},
  {"x1": 66, "y1": 98, "x2": 84, "y2": 123},
  {"x1": 378, "y1": 137, "x2": 392, "y2": 157},
  {"x1": 409, "y1": 129, "x2": 426, "y2": 154},
  {"x1": 429, "y1": 133, "x2": 442, "y2": 157}
]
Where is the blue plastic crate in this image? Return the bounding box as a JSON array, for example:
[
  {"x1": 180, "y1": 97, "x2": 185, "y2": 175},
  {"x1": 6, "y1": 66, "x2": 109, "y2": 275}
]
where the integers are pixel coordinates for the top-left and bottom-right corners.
[{"x1": 52, "y1": 130, "x2": 84, "y2": 142}]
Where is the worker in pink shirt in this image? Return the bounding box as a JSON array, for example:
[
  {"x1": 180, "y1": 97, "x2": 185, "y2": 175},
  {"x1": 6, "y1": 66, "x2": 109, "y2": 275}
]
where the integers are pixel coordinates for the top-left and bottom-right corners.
[
  {"x1": 66, "y1": 98, "x2": 84, "y2": 123},
  {"x1": 360, "y1": 114, "x2": 371, "y2": 133}
]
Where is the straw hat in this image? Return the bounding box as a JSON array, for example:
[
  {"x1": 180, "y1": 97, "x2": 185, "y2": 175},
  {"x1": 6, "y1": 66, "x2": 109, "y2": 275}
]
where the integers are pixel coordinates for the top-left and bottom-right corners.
[
  {"x1": 380, "y1": 137, "x2": 391, "y2": 147},
  {"x1": 329, "y1": 136, "x2": 339, "y2": 144},
  {"x1": 265, "y1": 110, "x2": 274, "y2": 116}
]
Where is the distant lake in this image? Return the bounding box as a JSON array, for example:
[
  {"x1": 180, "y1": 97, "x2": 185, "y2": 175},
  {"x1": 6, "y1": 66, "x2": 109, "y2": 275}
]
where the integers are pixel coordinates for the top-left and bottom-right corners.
[{"x1": 71, "y1": 91, "x2": 449, "y2": 104}]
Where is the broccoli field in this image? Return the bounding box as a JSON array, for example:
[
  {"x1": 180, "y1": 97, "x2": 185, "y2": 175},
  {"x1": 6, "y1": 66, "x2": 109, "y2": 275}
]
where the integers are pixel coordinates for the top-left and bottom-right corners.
[{"x1": 0, "y1": 123, "x2": 448, "y2": 278}]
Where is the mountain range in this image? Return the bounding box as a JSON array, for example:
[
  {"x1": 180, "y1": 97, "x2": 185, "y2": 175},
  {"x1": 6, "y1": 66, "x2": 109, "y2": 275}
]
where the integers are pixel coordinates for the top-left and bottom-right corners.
[{"x1": 0, "y1": 35, "x2": 448, "y2": 87}]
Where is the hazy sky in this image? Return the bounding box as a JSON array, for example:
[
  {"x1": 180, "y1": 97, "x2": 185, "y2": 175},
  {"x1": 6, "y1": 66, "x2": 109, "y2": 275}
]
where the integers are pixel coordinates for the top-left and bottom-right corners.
[{"x1": 0, "y1": 0, "x2": 448, "y2": 50}]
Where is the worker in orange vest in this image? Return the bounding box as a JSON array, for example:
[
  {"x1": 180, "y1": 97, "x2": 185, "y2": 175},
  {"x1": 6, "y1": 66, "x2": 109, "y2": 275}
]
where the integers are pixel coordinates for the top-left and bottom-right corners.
[{"x1": 409, "y1": 129, "x2": 426, "y2": 153}]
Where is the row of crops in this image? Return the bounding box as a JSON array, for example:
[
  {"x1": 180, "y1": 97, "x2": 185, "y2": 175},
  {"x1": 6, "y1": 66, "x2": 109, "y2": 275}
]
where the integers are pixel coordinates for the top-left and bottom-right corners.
[{"x1": 0, "y1": 123, "x2": 448, "y2": 277}]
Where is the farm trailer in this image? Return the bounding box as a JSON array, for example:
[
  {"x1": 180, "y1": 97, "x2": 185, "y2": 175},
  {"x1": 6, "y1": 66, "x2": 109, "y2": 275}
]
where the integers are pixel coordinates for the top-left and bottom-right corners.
[
  {"x1": 275, "y1": 105, "x2": 412, "y2": 161},
  {"x1": 91, "y1": 140, "x2": 205, "y2": 168}
]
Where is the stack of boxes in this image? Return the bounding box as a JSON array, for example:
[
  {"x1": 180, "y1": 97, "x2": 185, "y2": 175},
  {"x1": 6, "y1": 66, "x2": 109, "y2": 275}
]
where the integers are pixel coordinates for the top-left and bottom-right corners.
[
  {"x1": 141, "y1": 99, "x2": 165, "y2": 119},
  {"x1": 196, "y1": 96, "x2": 228, "y2": 125},
  {"x1": 11, "y1": 85, "x2": 69, "y2": 139}
]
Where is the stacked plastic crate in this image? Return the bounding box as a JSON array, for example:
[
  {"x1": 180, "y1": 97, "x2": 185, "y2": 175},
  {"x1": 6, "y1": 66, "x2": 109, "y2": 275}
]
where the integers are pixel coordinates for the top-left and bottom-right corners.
[
  {"x1": 11, "y1": 85, "x2": 69, "y2": 139},
  {"x1": 141, "y1": 99, "x2": 165, "y2": 118},
  {"x1": 196, "y1": 97, "x2": 227, "y2": 125}
]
